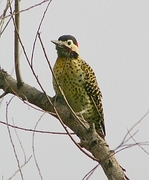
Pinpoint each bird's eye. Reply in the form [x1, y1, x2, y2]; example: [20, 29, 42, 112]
[67, 40, 72, 45]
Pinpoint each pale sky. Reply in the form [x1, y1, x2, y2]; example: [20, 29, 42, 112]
[0, 0, 149, 179]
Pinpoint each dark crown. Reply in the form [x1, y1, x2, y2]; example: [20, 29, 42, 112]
[58, 35, 78, 47]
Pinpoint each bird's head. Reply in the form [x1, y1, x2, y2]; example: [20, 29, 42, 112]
[51, 35, 79, 58]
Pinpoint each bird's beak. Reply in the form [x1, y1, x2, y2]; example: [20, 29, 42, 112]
[51, 40, 63, 46]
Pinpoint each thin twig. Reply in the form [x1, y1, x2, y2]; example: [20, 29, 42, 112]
[53, 106, 98, 161]
[7, 1, 54, 112]
[30, 0, 52, 66]
[0, 16, 11, 35]
[127, 129, 149, 155]
[0, 0, 11, 36]
[0, 120, 75, 135]
[12, 118, 27, 162]
[82, 164, 99, 180]
[0, 92, 8, 98]
[0, 0, 51, 19]
[8, 156, 32, 180]
[32, 114, 45, 180]
[114, 109, 149, 153]
[6, 97, 24, 180]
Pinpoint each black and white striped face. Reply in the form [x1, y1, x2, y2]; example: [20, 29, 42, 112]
[51, 35, 79, 58]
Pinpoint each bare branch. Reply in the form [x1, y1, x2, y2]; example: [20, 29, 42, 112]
[0, 69, 129, 180]
[14, 0, 23, 87]
[0, 120, 75, 135]
[30, 0, 52, 66]
[0, 92, 8, 98]
[0, 0, 51, 19]
[6, 97, 24, 180]
[12, 119, 27, 162]
[115, 110, 149, 154]
[8, 156, 32, 180]
[128, 129, 149, 155]
[82, 164, 99, 180]
[0, 0, 11, 36]
[32, 114, 45, 180]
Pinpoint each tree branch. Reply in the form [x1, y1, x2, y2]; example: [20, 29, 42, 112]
[0, 69, 129, 180]
[14, 0, 23, 87]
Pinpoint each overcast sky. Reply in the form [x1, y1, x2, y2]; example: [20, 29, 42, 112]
[0, 0, 149, 179]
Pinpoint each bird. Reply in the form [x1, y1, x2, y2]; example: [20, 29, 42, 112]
[51, 35, 106, 138]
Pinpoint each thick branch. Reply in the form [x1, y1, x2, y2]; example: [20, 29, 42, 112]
[0, 69, 129, 180]
[14, 0, 23, 87]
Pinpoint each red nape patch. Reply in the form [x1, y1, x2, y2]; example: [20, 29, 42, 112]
[75, 41, 79, 47]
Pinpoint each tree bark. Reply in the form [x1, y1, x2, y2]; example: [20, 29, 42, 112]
[0, 69, 129, 180]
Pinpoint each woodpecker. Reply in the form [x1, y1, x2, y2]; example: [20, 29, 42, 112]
[51, 35, 106, 138]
